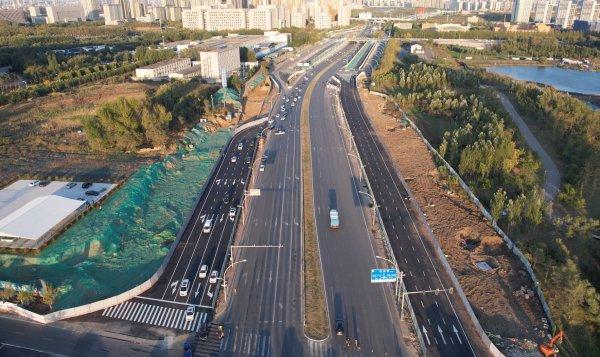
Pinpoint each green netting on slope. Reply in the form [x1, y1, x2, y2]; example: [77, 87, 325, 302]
[346, 41, 374, 70]
[0, 127, 232, 310]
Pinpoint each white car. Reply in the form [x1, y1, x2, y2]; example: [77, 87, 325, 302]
[179, 279, 189, 297]
[198, 264, 208, 278]
[281, 116, 286, 121]
[293, 97, 298, 102]
[209, 271, 219, 284]
[237, 143, 243, 150]
[185, 305, 195, 321]
[291, 102, 295, 107]
[29, 180, 40, 187]
[275, 114, 280, 118]
[259, 164, 265, 172]
[231, 156, 237, 163]
[229, 207, 236, 220]
[275, 130, 285, 136]
[203, 219, 213, 234]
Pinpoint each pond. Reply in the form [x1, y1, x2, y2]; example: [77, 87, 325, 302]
[487, 66, 600, 96]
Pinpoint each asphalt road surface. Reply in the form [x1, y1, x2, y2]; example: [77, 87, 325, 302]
[308, 58, 408, 356]
[96, 125, 262, 333]
[340, 76, 488, 357]
[215, 40, 370, 357]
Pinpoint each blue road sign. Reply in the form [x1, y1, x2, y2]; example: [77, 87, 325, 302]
[370, 269, 398, 283]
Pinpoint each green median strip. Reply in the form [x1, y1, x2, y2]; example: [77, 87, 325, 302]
[300, 62, 336, 341]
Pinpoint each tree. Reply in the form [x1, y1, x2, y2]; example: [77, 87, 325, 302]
[507, 194, 526, 232]
[141, 103, 171, 147]
[490, 188, 507, 222]
[0, 286, 15, 301]
[16, 290, 34, 306]
[523, 187, 545, 226]
[41, 283, 58, 310]
[47, 53, 61, 74]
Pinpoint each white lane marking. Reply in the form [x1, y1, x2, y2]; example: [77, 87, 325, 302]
[438, 325, 447, 344]
[422, 326, 431, 345]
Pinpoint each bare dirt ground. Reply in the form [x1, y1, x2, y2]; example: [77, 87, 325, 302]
[0, 82, 159, 185]
[241, 76, 274, 123]
[358, 89, 548, 353]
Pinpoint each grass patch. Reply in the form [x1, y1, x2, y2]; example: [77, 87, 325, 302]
[300, 66, 330, 341]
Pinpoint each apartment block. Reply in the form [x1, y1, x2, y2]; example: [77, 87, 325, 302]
[103, 4, 124, 25]
[205, 8, 247, 31]
[579, 0, 598, 22]
[45, 5, 84, 23]
[511, 0, 533, 23]
[556, 0, 574, 28]
[533, 0, 553, 23]
[182, 8, 206, 29]
[247, 5, 278, 31]
[314, 11, 332, 29]
[80, 0, 100, 19]
[136, 58, 192, 80]
[290, 11, 306, 28]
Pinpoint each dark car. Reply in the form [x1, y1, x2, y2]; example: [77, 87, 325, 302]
[223, 193, 231, 205]
[85, 190, 99, 196]
[82, 182, 93, 189]
[198, 322, 209, 340]
[335, 319, 344, 336]
[38, 180, 50, 187]
[245, 157, 252, 164]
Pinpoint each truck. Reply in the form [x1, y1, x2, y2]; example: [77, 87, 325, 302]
[329, 209, 339, 229]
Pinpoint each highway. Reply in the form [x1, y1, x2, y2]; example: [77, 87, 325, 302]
[339, 76, 488, 356]
[308, 56, 407, 355]
[213, 40, 366, 357]
[96, 124, 262, 334]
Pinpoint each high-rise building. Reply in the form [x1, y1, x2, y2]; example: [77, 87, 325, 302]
[247, 5, 278, 30]
[314, 11, 331, 29]
[103, 3, 124, 25]
[81, 0, 99, 19]
[579, 0, 597, 22]
[182, 8, 206, 28]
[533, 0, 552, 23]
[555, 0, 574, 27]
[205, 8, 247, 30]
[511, 0, 533, 22]
[129, 0, 145, 19]
[290, 10, 306, 27]
[45, 4, 84, 23]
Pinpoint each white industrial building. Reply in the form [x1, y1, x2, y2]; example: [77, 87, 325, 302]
[135, 58, 192, 80]
[198, 45, 241, 80]
[0, 180, 115, 250]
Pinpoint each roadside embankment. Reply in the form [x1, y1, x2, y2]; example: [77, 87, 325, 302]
[359, 88, 548, 355]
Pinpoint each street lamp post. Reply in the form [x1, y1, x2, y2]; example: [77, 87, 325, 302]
[346, 152, 363, 182]
[221, 259, 247, 304]
[359, 190, 378, 227]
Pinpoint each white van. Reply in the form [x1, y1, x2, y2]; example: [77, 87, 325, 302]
[203, 219, 213, 234]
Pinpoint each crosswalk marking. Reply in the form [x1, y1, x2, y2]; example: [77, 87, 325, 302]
[102, 301, 208, 332]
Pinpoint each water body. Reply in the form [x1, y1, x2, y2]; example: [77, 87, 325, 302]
[0, 127, 231, 310]
[487, 66, 600, 96]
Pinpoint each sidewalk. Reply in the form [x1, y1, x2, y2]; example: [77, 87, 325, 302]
[497, 92, 561, 200]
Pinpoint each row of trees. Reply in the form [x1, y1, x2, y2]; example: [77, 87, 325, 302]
[82, 80, 218, 152]
[483, 72, 600, 217]
[0, 284, 59, 310]
[373, 51, 600, 354]
[0, 47, 175, 105]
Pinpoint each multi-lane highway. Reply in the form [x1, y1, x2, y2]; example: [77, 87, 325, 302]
[307, 54, 408, 356]
[97, 125, 262, 334]
[213, 40, 367, 357]
[339, 76, 488, 356]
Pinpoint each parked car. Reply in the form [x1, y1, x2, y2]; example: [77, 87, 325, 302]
[82, 182, 93, 189]
[38, 180, 50, 187]
[179, 279, 189, 297]
[85, 190, 99, 196]
[29, 180, 40, 187]
[66, 182, 77, 189]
